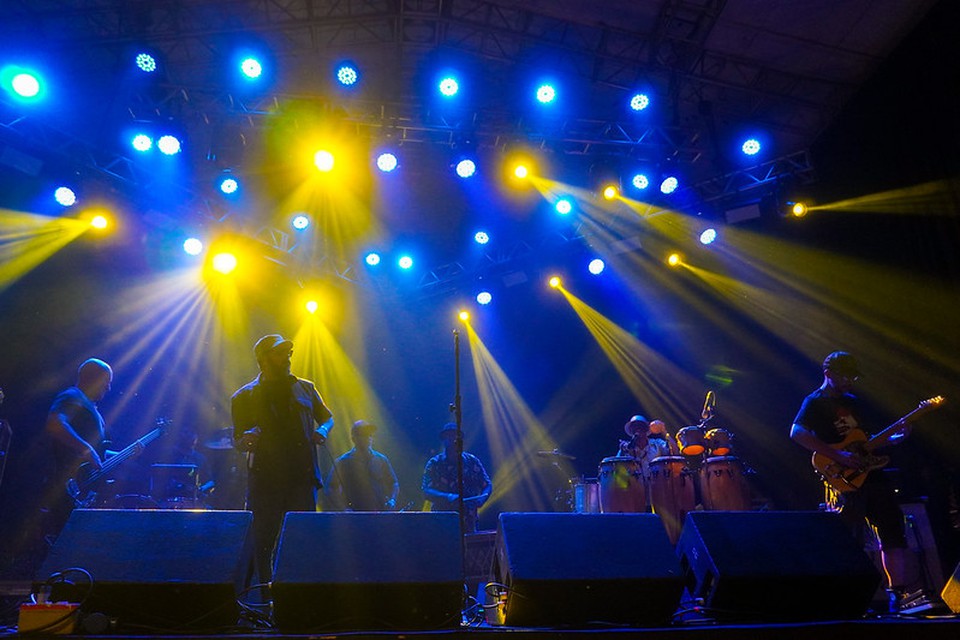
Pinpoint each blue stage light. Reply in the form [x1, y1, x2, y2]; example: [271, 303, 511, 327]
[455, 159, 476, 178]
[135, 53, 157, 73]
[183, 238, 204, 256]
[131, 134, 153, 152]
[157, 135, 181, 155]
[588, 258, 605, 275]
[54, 187, 76, 207]
[2, 66, 44, 102]
[240, 57, 262, 79]
[631, 173, 649, 190]
[660, 176, 679, 195]
[474, 231, 489, 245]
[699, 228, 718, 245]
[292, 214, 310, 230]
[555, 198, 573, 215]
[336, 64, 359, 86]
[476, 291, 492, 305]
[629, 93, 650, 111]
[365, 252, 381, 266]
[12, 73, 40, 98]
[536, 84, 556, 104]
[398, 255, 414, 270]
[741, 138, 761, 156]
[438, 77, 459, 97]
[219, 177, 239, 195]
[376, 152, 398, 173]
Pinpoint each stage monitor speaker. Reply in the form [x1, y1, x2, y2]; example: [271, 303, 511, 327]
[493, 512, 683, 627]
[272, 511, 462, 632]
[676, 510, 881, 621]
[35, 509, 253, 629]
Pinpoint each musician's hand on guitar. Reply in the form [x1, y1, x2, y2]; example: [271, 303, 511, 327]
[311, 430, 327, 446]
[84, 445, 104, 470]
[889, 420, 913, 442]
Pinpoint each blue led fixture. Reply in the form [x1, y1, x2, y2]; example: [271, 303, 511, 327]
[456, 159, 476, 178]
[376, 152, 398, 173]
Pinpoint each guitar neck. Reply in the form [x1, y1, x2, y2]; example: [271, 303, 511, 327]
[866, 401, 939, 451]
[92, 427, 163, 479]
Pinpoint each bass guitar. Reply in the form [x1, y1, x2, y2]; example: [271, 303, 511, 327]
[66, 418, 170, 507]
[812, 396, 945, 493]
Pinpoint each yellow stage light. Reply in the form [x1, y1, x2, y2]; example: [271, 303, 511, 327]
[211, 252, 238, 274]
[791, 202, 808, 217]
[305, 300, 319, 314]
[602, 185, 618, 200]
[548, 276, 561, 288]
[513, 164, 529, 179]
[667, 253, 682, 267]
[314, 149, 335, 172]
[90, 214, 109, 229]
[458, 310, 470, 322]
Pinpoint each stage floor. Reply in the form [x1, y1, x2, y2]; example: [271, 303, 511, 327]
[4, 576, 960, 639]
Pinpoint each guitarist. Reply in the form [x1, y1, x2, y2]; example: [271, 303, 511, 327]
[42, 358, 118, 540]
[790, 351, 912, 612]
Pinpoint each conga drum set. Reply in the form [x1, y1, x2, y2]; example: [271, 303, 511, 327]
[571, 401, 754, 545]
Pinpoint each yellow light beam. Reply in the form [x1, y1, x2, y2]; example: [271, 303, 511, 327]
[811, 178, 960, 215]
[556, 287, 705, 427]
[0, 210, 89, 293]
[464, 323, 561, 511]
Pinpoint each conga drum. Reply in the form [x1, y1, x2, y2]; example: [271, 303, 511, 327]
[699, 456, 752, 511]
[704, 428, 733, 456]
[677, 426, 706, 456]
[647, 456, 696, 544]
[598, 456, 646, 513]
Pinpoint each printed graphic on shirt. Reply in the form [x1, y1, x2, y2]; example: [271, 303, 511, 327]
[833, 407, 858, 437]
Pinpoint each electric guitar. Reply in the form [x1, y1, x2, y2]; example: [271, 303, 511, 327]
[66, 418, 170, 507]
[812, 396, 945, 493]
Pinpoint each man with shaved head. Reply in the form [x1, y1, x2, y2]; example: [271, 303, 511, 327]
[42, 358, 115, 540]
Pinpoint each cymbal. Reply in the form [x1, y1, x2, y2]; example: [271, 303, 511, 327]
[204, 428, 234, 450]
[536, 448, 576, 461]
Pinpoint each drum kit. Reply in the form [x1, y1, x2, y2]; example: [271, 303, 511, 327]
[105, 427, 246, 511]
[568, 392, 754, 544]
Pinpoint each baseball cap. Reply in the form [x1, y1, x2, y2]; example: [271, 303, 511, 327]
[352, 420, 377, 436]
[624, 415, 650, 436]
[440, 422, 458, 437]
[822, 351, 862, 377]
[254, 334, 293, 360]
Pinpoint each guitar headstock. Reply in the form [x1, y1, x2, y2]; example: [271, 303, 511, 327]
[155, 417, 173, 431]
[920, 395, 946, 410]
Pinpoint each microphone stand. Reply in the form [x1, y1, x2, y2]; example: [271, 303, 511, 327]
[450, 329, 466, 618]
[451, 330, 465, 535]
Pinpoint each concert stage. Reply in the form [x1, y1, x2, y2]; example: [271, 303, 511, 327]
[4, 508, 959, 639]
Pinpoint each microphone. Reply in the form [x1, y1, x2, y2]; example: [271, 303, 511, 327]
[701, 391, 716, 421]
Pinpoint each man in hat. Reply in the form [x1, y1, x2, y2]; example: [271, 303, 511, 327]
[325, 420, 399, 511]
[790, 351, 912, 611]
[232, 334, 333, 583]
[422, 423, 492, 532]
[617, 415, 677, 477]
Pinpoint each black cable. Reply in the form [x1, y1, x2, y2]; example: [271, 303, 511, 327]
[18, 567, 94, 635]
